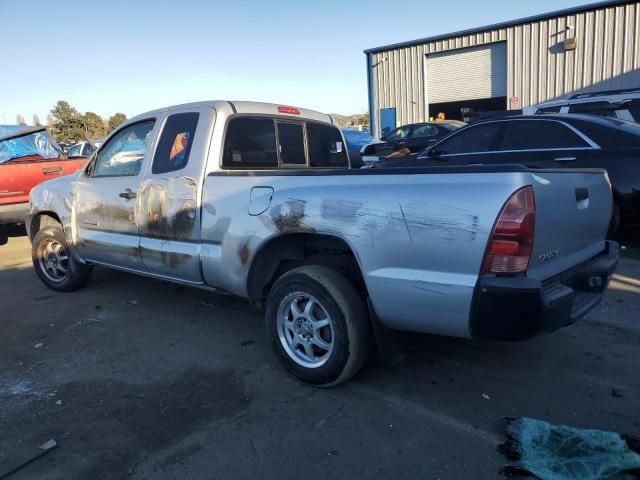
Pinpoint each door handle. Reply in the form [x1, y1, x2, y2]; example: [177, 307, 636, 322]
[575, 187, 589, 202]
[42, 166, 63, 175]
[554, 156, 576, 162]
[119, 189, 137, 200]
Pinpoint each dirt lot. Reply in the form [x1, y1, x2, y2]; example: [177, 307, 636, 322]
[1, 227, 639, 480]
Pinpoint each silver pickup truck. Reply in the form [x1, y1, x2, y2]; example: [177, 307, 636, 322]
[27, 101, 619, 385]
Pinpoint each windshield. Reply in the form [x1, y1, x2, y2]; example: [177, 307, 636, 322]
[0, 127, 60, 164]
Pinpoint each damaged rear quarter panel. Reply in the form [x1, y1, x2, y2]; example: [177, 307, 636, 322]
[201, 171, 530, 337]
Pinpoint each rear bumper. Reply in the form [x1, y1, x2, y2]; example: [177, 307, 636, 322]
[470, 241, 619, 341]
[0, 202, 29, 225]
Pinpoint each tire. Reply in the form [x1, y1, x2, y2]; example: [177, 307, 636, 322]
[265, 265, 371, 386]
[32, 224, 92, 292]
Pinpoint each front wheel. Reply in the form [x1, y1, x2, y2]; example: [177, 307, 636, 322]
[32, 225, 92, 292]
[265, 265, 371, 386]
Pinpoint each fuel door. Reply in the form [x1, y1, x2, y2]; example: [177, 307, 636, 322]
[249, 186, 274, 216]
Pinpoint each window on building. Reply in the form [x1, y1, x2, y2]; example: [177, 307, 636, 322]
[222, 118, 278, 168]
[307, 123, 348, 168]
[500, 120, 589, 150]
[152, 112, 199, 174]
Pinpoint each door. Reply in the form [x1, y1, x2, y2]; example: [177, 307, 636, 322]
[74, 120, 157, 271]
[495, 120, 596, 168]
[420, 121, 505, 165]
[138, 108, 212, 283]
[426, 42, 507, 118]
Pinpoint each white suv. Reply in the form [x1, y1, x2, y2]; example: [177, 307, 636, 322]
[524, 88, 640, 123]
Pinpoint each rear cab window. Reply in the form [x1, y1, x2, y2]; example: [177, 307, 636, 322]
[222, 117, 347, 169]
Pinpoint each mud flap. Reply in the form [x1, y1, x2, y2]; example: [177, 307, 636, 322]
[367, 298, 405, 367]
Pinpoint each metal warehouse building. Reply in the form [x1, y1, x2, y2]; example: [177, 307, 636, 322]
[365, 0, 640, 136]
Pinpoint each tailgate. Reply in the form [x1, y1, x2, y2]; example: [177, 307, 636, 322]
[527, 169, 612, 281]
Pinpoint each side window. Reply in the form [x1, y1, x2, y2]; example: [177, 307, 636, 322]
[434, 123, 502, 154]
[222, 118, 277, 168]
[152, 112, 199, 174]
[307, 123, 347, 168]
[93, 120, 155, 177]
[627, 99, 640, 123]
[568, 101, 619, 119]
[67, 144, 82, 157]
[384, 126, 410, 141]
[411, 125, 438, 138]
[536, 105, 564, 114]
[277, 123, 305, 165]
[500, 121, 588, 150]
[82, 143, 93, 157]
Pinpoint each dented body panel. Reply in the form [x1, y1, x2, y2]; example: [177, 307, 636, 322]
[28, 100, 616, 339]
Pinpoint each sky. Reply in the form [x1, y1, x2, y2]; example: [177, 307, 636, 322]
[0, 0, 601, 124]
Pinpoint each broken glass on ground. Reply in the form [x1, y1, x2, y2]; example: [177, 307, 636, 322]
[499, 417, 640, 480]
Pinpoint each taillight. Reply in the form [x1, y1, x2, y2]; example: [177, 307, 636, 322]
[481, 186, 535, 275]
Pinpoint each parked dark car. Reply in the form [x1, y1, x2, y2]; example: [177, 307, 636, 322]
[362, 120, 465, 158]
[373, 115, 640, 231]
[341, 128, 373, 168]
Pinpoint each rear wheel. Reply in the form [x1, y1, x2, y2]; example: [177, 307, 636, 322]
[265, 265, 371, 386]
[32, 225, 92, 292]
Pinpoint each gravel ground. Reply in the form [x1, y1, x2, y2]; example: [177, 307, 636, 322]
[0, 227, 638, 480]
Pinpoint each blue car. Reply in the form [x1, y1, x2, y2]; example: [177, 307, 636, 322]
[341, 129, 373, 168]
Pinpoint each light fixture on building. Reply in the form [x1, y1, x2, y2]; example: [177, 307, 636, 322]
[563, 25, 576, 51]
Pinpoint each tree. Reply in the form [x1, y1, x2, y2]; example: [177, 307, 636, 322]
[32, 114, 42, 126]
[16, 114, 27, 125]
[108, 113, 127, 132]
[82, 112, 108, 139]
[49, 101, 85, 141]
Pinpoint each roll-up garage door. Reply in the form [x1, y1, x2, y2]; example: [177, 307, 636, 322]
[426, 42, 507, 104]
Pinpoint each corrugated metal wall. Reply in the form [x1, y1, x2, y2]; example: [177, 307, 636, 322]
[369, 1, 640, 136]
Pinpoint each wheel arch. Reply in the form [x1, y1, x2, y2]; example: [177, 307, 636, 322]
[246, 233, 369, 303]
[29, 211, 63, 240]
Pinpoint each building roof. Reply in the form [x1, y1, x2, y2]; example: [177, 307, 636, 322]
[364, 0, 636, 54]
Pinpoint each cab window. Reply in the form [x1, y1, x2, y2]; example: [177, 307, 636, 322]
[277, 122, 305, 165]
[92, 121, 155, 177]
[222, 118, 278, 168]
[307, 123, 347, 167]
[152, 112, 199, 174]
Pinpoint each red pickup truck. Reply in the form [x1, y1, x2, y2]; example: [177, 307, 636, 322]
[0, 126, 87, 226]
